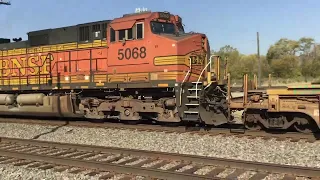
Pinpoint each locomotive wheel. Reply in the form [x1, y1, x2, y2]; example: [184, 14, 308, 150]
[244, 121, 261, 130]
[243, 112, 262, 130]
[293, 116, 318, 133]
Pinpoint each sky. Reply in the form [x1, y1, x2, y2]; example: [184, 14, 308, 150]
[0, 0, 319, 55]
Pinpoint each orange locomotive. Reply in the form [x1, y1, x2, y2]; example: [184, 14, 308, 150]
[0, 10, 229, 125]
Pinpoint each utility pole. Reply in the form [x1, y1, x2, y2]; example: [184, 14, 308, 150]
[257, 32, 261, 87]
[314, 43, 317, 60]
[0, 0, 10, 5]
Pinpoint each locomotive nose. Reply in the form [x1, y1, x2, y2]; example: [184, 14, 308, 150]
[174, 33, 215, 84]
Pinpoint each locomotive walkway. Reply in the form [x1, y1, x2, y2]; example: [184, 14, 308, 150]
[0, 137, 318, 179]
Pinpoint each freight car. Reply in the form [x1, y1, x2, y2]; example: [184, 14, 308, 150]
[0, 10, 229, 126]
[228, 74, 320, 133]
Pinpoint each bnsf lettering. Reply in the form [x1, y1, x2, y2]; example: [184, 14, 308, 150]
[118, 47, 146, 60]
[190, 56, 203, 65]
[0, 54, 53, 76]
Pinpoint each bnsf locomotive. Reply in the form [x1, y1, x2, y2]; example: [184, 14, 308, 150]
[0, 10, 229, 125]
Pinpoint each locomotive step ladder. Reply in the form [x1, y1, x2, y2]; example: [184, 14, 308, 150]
[181, 55, 233, 124]
[182, 81, 202, 121]
[181, 54, 218, 122]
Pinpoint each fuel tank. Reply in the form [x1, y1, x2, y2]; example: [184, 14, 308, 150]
[16, 93, 45, 105]
[0, 94, 15, 105]
[0, 94, 81, 118]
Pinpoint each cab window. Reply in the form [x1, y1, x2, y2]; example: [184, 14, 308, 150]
[110, 27, 115, 42]
[136, 23, 144, 39]
[150, 21, 175, 34]
[119, 29, 125, 40]
[118, 28, 133, 41]
[115, 22, 144, 42]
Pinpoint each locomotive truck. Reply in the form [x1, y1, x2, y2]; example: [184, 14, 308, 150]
[0, 10, 229, 126]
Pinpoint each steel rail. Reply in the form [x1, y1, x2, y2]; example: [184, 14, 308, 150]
[0, 117, 318, 142]
[0, 149, 216, 180]
[1, 137, 320, 178]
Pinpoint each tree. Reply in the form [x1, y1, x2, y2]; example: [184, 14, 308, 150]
[270, 55, 300, 78]
[212, 45, 243, 79]
[214, 37, 318, 81]
[301, 56, 320, 78]
[266, 38, 300, 64]
[300, 58, 313, 78]
[212, 45, 241, 65]
[266, 37, 316, 79]
[299, 37, 315, 55]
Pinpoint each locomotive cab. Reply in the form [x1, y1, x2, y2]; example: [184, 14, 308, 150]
[105, 11, 214, 86]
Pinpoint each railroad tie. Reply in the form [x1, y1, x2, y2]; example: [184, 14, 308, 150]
[248, 172, 269, 180]
[166, 163, 187, 172]
[116, 157, 140, 165]
[204, 167, 226, 177]
[224, 169, 247, 179]
[148, 160, 170, 169]
[130, 158, 156, 167]
[98, 173, 115, 180]
[181, 165, 202, 174]
[282, 174, 298, 180]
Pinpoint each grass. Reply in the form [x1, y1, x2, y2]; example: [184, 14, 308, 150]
[230, 77, 318, 87]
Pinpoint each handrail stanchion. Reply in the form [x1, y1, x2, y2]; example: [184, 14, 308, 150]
[196, 55, 219, 98]
[243, 74, 248, 107]
[179, 57, 192, 106]
[227, 73, 231, 122]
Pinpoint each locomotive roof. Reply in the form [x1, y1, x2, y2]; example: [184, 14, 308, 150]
[28, 11, 156, 35]
[28, 19, 111, 35]
[112, 11, 152, 23]
[0, 11, 171, 50]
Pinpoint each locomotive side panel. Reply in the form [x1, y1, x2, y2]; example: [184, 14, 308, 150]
[0, 19, 111, 91]
[0, 47, 111, 90]
[0, 52, 52, 90]
[106, 17, 182, 87]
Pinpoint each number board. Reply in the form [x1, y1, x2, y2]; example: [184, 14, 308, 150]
[118, 47, 147, 60]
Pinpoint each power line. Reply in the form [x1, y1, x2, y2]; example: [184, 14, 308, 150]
[0, 0, 11, 5]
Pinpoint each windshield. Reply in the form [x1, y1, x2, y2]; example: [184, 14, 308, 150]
[150, 21, 176, 34]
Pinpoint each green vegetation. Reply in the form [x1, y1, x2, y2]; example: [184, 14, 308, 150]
[212, 37, 320, 85]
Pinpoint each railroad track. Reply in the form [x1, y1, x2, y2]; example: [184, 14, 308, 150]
[0, 137, 319, 180]
[0, 117, 318, 143]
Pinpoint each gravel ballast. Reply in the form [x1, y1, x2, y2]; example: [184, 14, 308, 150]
[0, 163, 99, 180]
[0, 123, 319, 170]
